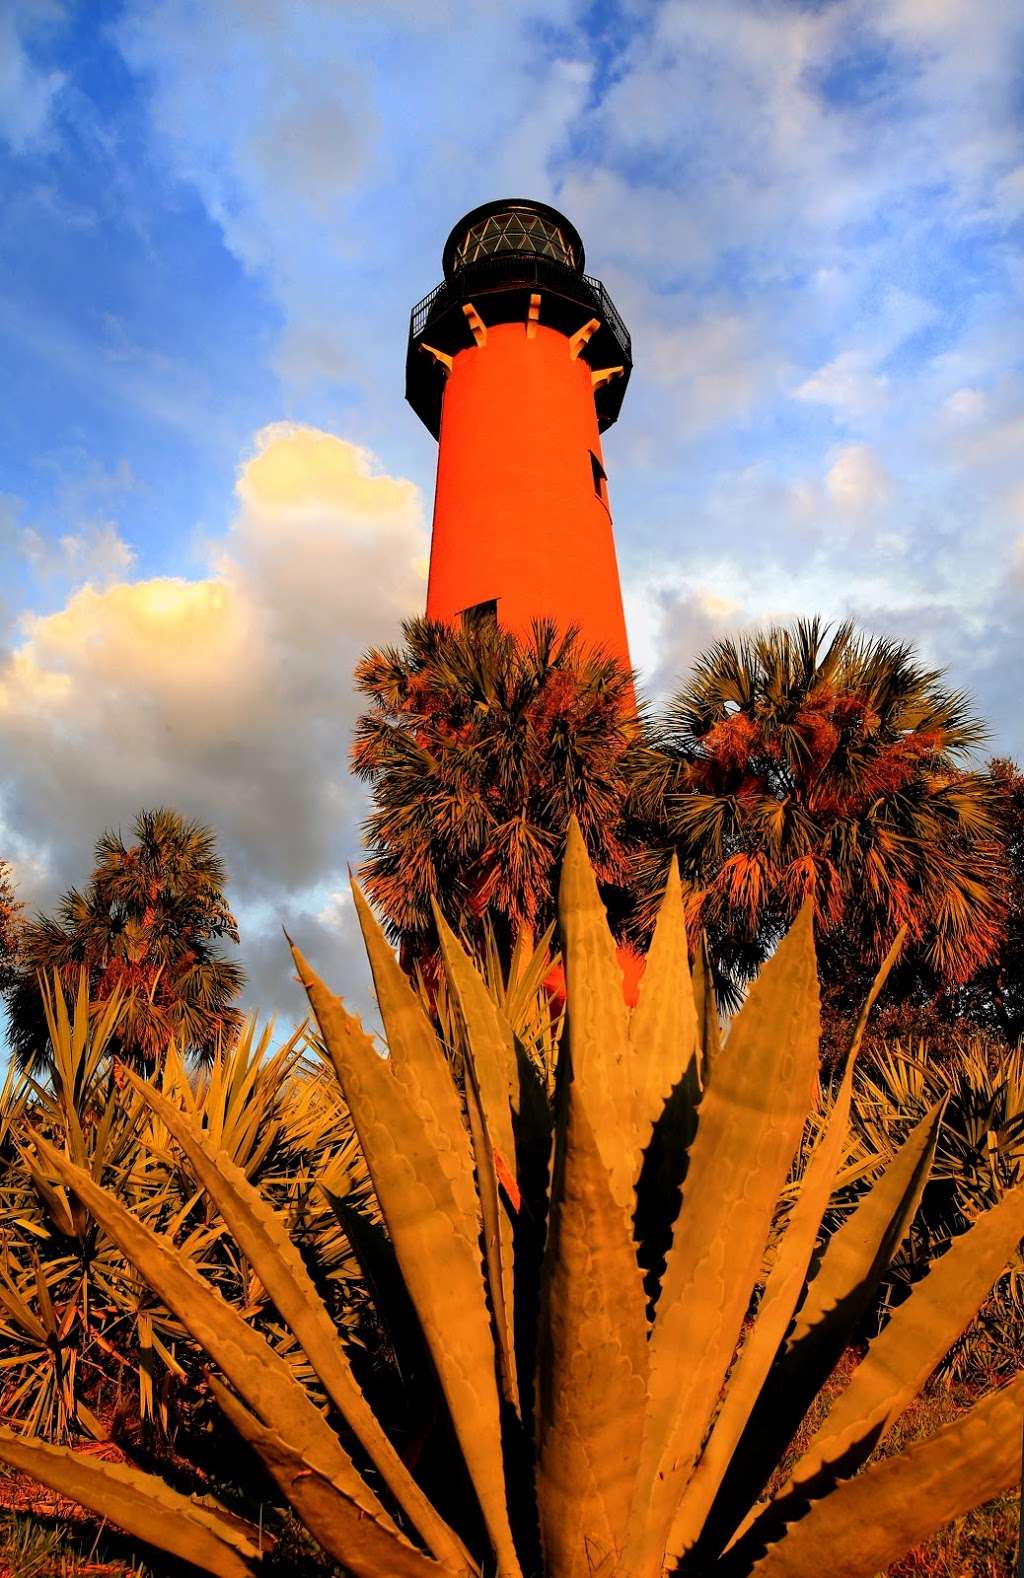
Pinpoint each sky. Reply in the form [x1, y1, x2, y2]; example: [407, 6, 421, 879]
[1, 0, 1022, 1026]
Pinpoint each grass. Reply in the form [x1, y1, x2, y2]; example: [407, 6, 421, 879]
[0, 1513, 66, 1578]
[0, 1508, 155, 1578]
[877, 1383, 1019, 1578]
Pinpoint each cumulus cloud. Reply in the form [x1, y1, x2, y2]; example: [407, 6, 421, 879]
[824, 444, 893, 517]
[643, 584, 747, 705]
[0, 422, 427, 1015]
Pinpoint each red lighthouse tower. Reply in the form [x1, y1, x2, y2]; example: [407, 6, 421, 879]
[406, 199, 633, 673]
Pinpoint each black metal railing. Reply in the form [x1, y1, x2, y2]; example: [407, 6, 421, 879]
[410, 279, 447, 338]
[409, 251, 631, 363]
[582, 272, 631, 361]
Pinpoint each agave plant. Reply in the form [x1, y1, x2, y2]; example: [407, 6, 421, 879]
[1, 827, 1022, 1577]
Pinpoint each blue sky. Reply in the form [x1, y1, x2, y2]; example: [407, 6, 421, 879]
[1, 0, 1022, 1018]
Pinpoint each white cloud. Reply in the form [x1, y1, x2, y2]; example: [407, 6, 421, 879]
[20, 523, 136, 587]
[642, 584, 746, 704]
[942, 387, 989, 424]
[636, 307, 783, 435]
[795, 290, 940, 422]
[1013, 537, 1024, 584]
[0, 4, 66, 153]
[795, 352, 890, 420]
[0, 422, 427, 1013]
[824, 444, 893, 518]
[992, 165, 1024, 225]
[113, 0, 586, 405]
[868, 0, 1024, 198]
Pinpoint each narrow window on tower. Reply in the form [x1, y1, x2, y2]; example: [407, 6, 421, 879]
[460, 599, 498, 630]
[589, 450, 608, 507]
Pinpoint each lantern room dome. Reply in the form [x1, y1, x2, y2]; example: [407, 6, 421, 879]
[442, 199, 585, 280]
[408, 197, 630, 438]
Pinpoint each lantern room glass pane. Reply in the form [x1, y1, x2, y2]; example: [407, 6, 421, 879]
[454, 211, 576, 269]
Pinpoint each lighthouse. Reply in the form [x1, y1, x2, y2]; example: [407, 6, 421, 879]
[406, 198, 633, 673]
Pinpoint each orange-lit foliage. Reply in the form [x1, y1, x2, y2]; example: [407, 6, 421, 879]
[352, 616, 644, 960]
[5, 809, 244, 1069]
[821, 757, 1024, 1054]
[0, 857, 22, 996]
[645, 619, 1005, 1002]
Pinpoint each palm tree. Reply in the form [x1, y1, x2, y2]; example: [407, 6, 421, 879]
[640, 618, 1005, 1007]
[817, 755, 1024, 1056]
[5, 809, 244, 1069]
[0, 859, 22, 997]
[352, 616, 645, 965]
[949, 756, 1024, 1043]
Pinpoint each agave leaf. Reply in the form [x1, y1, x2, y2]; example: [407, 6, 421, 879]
[125, 1071, 472, 1572]
[40, 979, 89, 1171]
[31, 1133, 396, 1530]
[33, 1260, 56, 1336]
[787, 1097, 945, 1356]
[692, 932, 720, 1080]
[535, 1093, 648, 1578]
[291, 943, 522, 1578]
[73, 1397, 108, 1441]
[350, 883, 481, 1249]
[747, 1372, 1024, 1578]
[668, 1051, 858, 1562]
[206, 1376, 460, 1578]
[89, 1082, 132, 1183]
[775, 1179, 1024, 1509]
[0, 1425, 260, 1578]
[461, 1043, 519, 1412]
[627, 855, 698, 1169]
[628, 864, 701, 1325]
[432, 904, 520, 1147]
[672, 927, 911, 1560]
[712, 1098, 945, 1558]
[323, 1189, 432, 1392]
[558, 818, 633, 1211]
[433, 903, 520, 1411]
[627, 902, 820, 1578]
